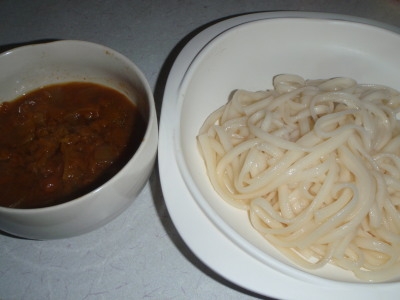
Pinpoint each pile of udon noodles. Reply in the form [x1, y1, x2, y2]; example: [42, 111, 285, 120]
[197, 74, 400, 282]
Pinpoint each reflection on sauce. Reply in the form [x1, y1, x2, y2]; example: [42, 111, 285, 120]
[0, 82, 146, 209]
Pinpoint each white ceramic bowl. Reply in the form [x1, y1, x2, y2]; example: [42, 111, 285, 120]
[177, 18, 400, 281]
[159, 12, 400, 299]
[0, 40, 158, 239]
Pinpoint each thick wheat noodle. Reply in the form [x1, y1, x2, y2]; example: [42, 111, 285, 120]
[197, 74, 400, 282]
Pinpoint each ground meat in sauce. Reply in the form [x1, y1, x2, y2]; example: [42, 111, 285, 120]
[0, 82, 146, 209]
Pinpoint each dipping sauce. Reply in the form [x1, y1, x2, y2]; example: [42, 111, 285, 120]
[0, 82, 147, 208]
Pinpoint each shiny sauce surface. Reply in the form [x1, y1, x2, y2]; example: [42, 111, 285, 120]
[0, 82, 146, 208]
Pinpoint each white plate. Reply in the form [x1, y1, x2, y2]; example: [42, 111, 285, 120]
[158, 12, 400, 299]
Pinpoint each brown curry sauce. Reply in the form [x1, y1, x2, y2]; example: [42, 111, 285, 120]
[0, 82, 146, 208]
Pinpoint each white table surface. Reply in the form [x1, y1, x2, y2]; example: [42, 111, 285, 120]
[1, 1, 399, 299]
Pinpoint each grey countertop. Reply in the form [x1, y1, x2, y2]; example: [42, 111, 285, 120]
[1, 1, 400, 299]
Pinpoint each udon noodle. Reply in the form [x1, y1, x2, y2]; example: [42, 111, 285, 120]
[197, 74, 400, 282]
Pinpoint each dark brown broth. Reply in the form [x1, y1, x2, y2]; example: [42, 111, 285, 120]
[0, 82, 146, 208]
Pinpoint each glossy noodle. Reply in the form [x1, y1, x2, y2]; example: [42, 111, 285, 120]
[197, 74, 400, 282]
